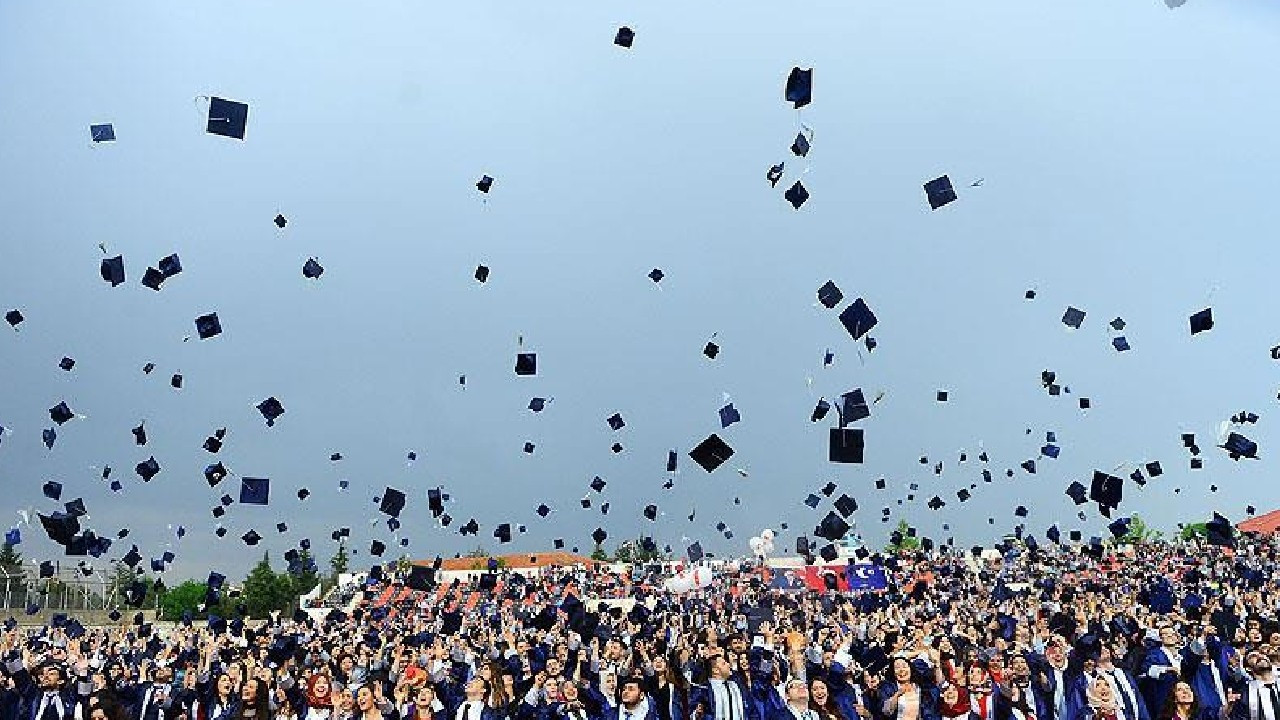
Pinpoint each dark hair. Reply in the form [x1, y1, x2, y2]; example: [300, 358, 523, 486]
[808, 679, 846, 720]
[241, 678, 271, 720]
[1156, 683, 1199, 720]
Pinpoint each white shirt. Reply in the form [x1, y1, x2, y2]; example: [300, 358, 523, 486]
[709, 680, 743, 720]
[455, 701, 484, 720]
[37, 692, 65, 720]
[788, 705, 818, 720]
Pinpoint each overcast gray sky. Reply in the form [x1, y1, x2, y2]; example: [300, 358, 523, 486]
[2, 0, 1279, 581]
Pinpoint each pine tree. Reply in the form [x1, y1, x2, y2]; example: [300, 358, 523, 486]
[242, 551, 293, 619]
[291, 548, 320, 596]
[329, 542, 349, 580]
[0, 543, 27, 604]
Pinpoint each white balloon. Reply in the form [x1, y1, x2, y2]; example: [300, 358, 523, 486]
[692, 567, 714, 588]
[761, 529, 775, 541]
[762, 540, 775, 555]
[749, 536, 763, 552]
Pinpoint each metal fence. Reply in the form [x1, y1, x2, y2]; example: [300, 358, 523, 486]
[0, 567, 120, 613]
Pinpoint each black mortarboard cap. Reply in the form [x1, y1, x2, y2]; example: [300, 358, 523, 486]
[135, 457, 161, 482]
[406, 564, 435, 590]
[687, 541, 704, 563]
[473, 264, 489, 283]
[822, 481, 837, 496]
[590, 476, 607, 492]
[1066, 481, 1088, 504]
[592, 527, 608, 546]
[274, 214, 287, 228]
[689, 433, 734, 472]
[834, 494, 857, 517]
[4, 309, 22, 328]
[1222, 432, 1258, 460]
[804, 493, 821, 508]
[819, 543, 838, 562]
[40, 561, 54, 578]
[132, 423, 147, 445]
[494, 523, 512, 543]
[838, 388, 869, 425]
[528, 397, 547, 412]
[58, 356, 75, 371]
[239, 477, 270, 505]
[817, 280, 843, 309]
[1108, 517, 1131, 538]
[204, 462, 227, 486]
[1113, 337, 1131, 352]
[784, 181, 809, 209]
[1090, 471, 1123, 508]
[614, 26, 634, 47]
[767, 163, 784, 188]
[158, 253, 182, 278]
[476, 175, 494, 193]
[379, 487, 405, 517]
[428, 487, 444, 517]
[816, 511, 850, 541]
[704, 341, 719, 359]
[241, 529, 262, 546]
[1189, 308, 1213, 335]
[141, 267, 165, 291]
[785, 67, 812, 108]
[1047, 525, 1061, 544]
[791, 132, 810, 157]
[648, 268, 664, 282]
[1205, 513, 1235, 548]
[303, 258, 324, 279]
[101, 256, 125, 286]
[643, 504, 658, 521]
[607, 413, 626, 430]
[64, 498, 86, 517]
[256, 397, 285, 426]
[124, 580, 147, 607]
[170, 373, 183, 388]
[923, 175, 957, 210]
[1146, 460, 1163, 476]
[43, 480, 63, 500]
[1062, 306, 1086, 329]
[195, 313, 222, 339]
[369, 540, 385, 557]
[90, 123, 115, 142]
[666, 450, 678, 472]
[50, 402, 74, 425]
[203, 434, 222, 453]
[956, 489, 971, 502]
[811, 398, 831, 422]
[515, 352, 536, 375]
[829, 428, 864, 463]
[206, 96, 249, 140]
[839, 298, 877, 340]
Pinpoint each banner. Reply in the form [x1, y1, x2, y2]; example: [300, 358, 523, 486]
[845, 563, 889, 590]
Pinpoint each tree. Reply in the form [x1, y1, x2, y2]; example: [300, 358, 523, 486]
[1180, 523, 1208, 542]
[0, 543, 27, 603]
[612, 537, 663, 565]
[590, 544, 609, 562]
[289, 548, 320, 597]
[242, 552, 294, 619]
[159, 579, 215, 620]
[464, 546, 490, 558]
[1119, 514, 1164, 544]
[329, 542, 349, 580]
[884, 520, 921, 553]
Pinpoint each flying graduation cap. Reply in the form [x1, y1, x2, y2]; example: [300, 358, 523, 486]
[302, 259, 324, 279]
[923, 176, 957, 210]
[839, 299, 878, 341]
[817, 281, 843, 309]
[784, 181, 809, 209]
[239, 478, 270, 505]
[195, 313, 222, 340]
[90, 124, 115, 142]
[256, 397, 285, 427]
[1221, 432, 1258, 460]
[379, 487, 406, 518]
[614, 26, 635, 48]
[100, 256, 125, 286]
[1189, 308, 1213, 335]
[206, 96, 249, 140]
[785, 67, 813, 108]
[689, 434, 734, 472]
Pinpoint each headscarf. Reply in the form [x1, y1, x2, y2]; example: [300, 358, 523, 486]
[307, 674, 334, 710]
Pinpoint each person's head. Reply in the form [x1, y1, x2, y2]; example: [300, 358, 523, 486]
[1160, 627, 1181, 649]
[1007, 655, 1030, 679]
[1248, 627, 1264, 645]
[1172, 682, 1196, 707]
[38, 664, 66, 691]
[414, 685, 436, 708]
[892, 658, 913, 684]
[154, 666, 175, 685]
[354, 686, 375, 714]
[808, 679, 828, 706]
[600, 671, 617, 694]
[215, 673, 234, 696]
[1088, 676, 1115, 708]
[863, 670, 882, 690]
[307, 674, 333, 706]
[562, 682, 580, 703]
[465, 677, 488, 701]
[941, 684, 960, 707]
[619, 678, 643, 708]
[709, 654, 732, 681]
[1044, 642, 1066, 668]
[545, 658, 563, 677]
[729, 636, 748, 655]
[1246, 651, 1273, 678]
[967, 665, 989, 689]
[339, 655, 355, 673]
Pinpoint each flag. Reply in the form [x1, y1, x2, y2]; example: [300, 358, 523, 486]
[845, 563, 889, 590]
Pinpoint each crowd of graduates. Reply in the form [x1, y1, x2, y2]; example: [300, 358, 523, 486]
[3, 535, 1280, 720]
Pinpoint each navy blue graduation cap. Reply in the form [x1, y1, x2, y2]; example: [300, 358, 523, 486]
[40, 560, 55, 578]
[206, 97, 249, 140]
[241, 529, 262, 546]
[1145, 460, 1163, 477]
[170, 372, 183, 389]
[1113, 336, 1130, 352]
[141, 267, 165, 290]
[1189, 308, 1213, 335]
[785, 67, 813, 108]
[256, 397, 285, 426]
[4, 528, 19, 545]
[1221, 432, 1258, 460]
[643, 504, 658, 521]
[1108, 517, 1131, 538]
[607, 413, 626, 430]
[936, 390, 949, 402]
[476, 175, 494, 193]
[274, 213, 287, 228]
[923, 175, 957, 210]
[803, 493, 821, 509]
[90, 123, 115, 142]
[122, 545, 142, 568]
[406, 564, 435, 591]
[428, 487, 444, 517]
[536, 503, 551, 518]
[703, 341, 719, 359]
[1046, 525, 1061, 544]
[4, 309, 23, 328]
[1042, 444, 1060, 458]
[239, 477, 270, 505]
[614, 26, 634, 48]
[494, 523, 512, 543]
[43, 480, 63, 500]
[64, 498, 86, 517]
[592, 527, 608, 546]
[689, 433, 734, 472]
[1065, 481, 1088, 505]
[204, 462, 228, 485]
[838, 389, 869, 425]
[784, 181, 809, 209]
[523, 441, 536, 454]
[515, 352, 536, 376]
[666, 450, 678, 472]
[834, 494, 857, 517]
[1090, 470, 1123, 509]
[303, 258, 324, 279]
[150, 558, 165, 573]
[379, 486, 406, 517]
[132, 423, 147, 446]
[100, 256, 125, 286]
[369, 540, 385, 557]
[157, 253, 182, 279]
[718, 403, 741, 428]
[648, 268, 664, 283]
[204, 434, 223, 453]
[1021, 460, 1037, 474]
[526, 397, 548, 413]
[839, 298, 878, 340]
[1062, 306, 1086, 329]
[811, 398, 831, 422]
[817, 280, 843, 309]
[590, 476, 607, 492]
[829, 428, 864, 463]
[195, 313, 222, 339]
[50, 402, 75, 425]
[791, 132, 810, 157]
[135, 457, 161, 482]
[767, 163, 784, 188]
[473, 264, 489, 283]
[687, 541, 705, 563]
[816, 511, 850, 541]
[1205, 512, 1235, 548]
[142, 362, 155, 373]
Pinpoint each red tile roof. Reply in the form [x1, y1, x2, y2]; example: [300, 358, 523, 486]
[415, 552, 594, 571]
